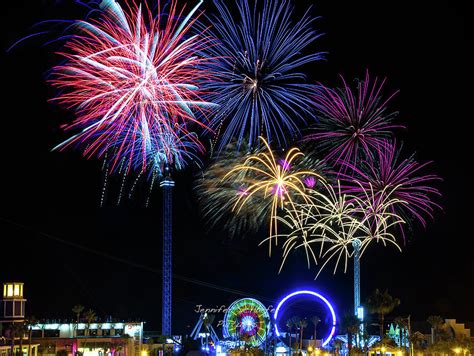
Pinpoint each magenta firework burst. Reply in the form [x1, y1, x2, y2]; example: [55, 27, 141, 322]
[341, 140, 441, 231]
[304, 71, 402, 172]
[50, 0, 215, 175]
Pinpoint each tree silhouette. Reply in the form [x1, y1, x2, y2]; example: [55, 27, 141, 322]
[367, 289, 400, 338]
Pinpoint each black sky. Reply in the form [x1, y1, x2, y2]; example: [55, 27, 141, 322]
[0, 0, 472, 334]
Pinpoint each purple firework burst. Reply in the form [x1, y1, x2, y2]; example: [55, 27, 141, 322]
[340, 140, 441, 235]
[304, 71, 403, 172]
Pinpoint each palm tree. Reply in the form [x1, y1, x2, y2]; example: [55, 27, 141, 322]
[299, 318, 308, 352]
[82, 309, 96, 354]
[286, 319, 294, 352]
[72, 305, 85, 355]
[427, 315, 444, 344]
[310, 316, 321, 344]
[84, 309, 97, 336]
[72, 305, 85, 323]
[340, 314, 360, 351]
[290, 317, 301, 353]
[72, 305, 85, 337]
[366, 289, 400, 339]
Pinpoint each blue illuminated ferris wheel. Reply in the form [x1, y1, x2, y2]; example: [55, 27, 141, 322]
[274, 290, 337, 347]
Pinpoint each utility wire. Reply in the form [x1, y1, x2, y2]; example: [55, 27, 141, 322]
[0, 216, 275, 303]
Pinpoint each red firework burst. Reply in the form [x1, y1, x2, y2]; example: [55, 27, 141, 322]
[50, 0, 215, 173]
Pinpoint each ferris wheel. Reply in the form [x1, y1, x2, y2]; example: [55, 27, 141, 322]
[222, 298, 271, 347]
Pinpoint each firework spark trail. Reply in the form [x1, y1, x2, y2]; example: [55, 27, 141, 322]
[262, 205, 318, 271]
[199, 0, 324, 151]
[301, 183, 364, 277]
[50, 0, 216, 175]
[272, 181, 405, 278]
[196, 140, 330, 239]
[223, 137, 325, 255]
[304, 71, 402, 172]
[339, 140, 441, 237]
[110, 124, 204, 177]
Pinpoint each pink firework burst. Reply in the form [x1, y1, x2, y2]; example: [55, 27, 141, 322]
[340, 140, 442, 235]
[304, 71, 403, 173]
[50, 0, 216, 174]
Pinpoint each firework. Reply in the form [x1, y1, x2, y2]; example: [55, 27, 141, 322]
[196, 139, 331, 238]
[199, 0, 323, 150]
[223, 137, 324, 254]
[50, 0, 215, 174]
[97, 123, 203, 206]
[271, 183, 361, 275]
[272, 181, 405, 277]
[268, 205, 318, 271]
[304, 71, 401, 172]
[340, 140, 441, 233]
[196, 140, 270, 238]
[108, 123, 203, 177]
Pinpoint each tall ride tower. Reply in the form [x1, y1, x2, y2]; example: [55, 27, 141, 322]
[160, 175, 174, 336]
[353, 241, 364, 346]
[353, 240, 361, 315]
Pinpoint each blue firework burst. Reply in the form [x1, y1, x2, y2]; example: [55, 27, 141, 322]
[201, 0, 324, 150]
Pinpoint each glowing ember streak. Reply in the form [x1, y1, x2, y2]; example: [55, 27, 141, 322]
[304, 176, 317, 189]
[279, 159, 291, 171]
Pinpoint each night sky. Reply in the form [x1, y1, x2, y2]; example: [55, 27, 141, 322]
[1, 0, 472, 334]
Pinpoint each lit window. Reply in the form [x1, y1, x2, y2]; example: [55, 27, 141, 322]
[7, 284, 13, 297]
[14, 284, 20, 296]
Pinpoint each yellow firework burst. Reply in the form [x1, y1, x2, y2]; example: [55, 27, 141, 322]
[223, 136, 325, 255]
[272, 181, 406, 277]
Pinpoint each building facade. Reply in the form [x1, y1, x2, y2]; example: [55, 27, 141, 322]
[0, 282, 144, 356]
[30, 321, 143, 356]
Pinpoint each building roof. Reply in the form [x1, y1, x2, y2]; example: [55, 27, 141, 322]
[412, 321, 432, 334]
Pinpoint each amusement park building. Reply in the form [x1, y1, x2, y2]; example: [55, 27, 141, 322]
[0, 282, 144, 356]
[29, 321, 144, 356]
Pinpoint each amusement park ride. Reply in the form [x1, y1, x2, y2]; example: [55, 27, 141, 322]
[190, 290, 339, 354]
